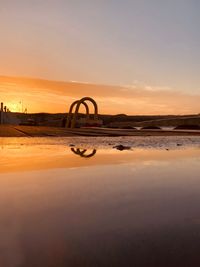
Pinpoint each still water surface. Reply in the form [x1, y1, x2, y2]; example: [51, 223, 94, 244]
[0, 137, 200, 267]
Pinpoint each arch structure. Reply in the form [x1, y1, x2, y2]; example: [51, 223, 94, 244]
[71, 148, 97, 158]
[66, 97, 100, 128]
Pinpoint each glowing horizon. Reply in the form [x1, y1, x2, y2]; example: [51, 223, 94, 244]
[0, 75, 200, 115]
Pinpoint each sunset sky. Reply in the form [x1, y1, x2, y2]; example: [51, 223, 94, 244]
[0, 0, 199, 114]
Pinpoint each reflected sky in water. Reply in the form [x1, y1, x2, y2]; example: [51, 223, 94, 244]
[0, 137, 200, 267]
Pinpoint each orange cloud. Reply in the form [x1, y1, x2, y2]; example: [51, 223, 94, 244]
[0, 76, 199, 115]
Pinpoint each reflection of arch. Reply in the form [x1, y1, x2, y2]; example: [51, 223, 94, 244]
[66, 97, 98, 128]
[71, 148, 97, 158]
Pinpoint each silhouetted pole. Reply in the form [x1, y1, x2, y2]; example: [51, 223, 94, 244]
[0, 102, 3, 124]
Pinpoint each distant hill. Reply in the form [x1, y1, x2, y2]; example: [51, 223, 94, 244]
[3, 112, 200, 128]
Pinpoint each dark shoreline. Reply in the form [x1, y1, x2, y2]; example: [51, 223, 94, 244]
[1, 125, 200, 137]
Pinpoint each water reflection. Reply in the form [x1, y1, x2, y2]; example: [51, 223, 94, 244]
[0, 138, 200, 266]
[71, 147, 97, 158]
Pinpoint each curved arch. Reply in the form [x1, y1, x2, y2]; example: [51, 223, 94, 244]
[71, 148, 87, 156]
[71, 148, 97, 158]
[82, 149, 97, 158]
[71, 97, 98, 128]
[66, 100, 90, 128]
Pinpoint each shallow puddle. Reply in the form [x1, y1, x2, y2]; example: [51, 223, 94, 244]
[0, 137, 200, 267]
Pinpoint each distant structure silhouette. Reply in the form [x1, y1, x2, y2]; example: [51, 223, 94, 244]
[66, 97, 101, 128]
[0, 102, 3, 124]
[0, 102, 8, 124]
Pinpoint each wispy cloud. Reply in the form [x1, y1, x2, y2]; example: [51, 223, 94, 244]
[0, 76, 199, 114]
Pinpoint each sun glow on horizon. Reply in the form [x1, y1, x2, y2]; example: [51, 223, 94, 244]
[6, 102, 22, 112]
[0, 76, 200, 115]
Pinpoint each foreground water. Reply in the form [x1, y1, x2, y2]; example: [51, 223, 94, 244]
[0, 136, 200, 267]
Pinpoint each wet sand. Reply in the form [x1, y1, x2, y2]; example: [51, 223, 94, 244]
[0, 125, 200, 137]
